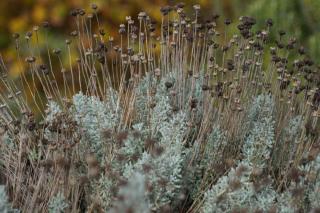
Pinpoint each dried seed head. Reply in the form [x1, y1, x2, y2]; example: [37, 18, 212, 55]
[88, 166, 100, 179]
[226, 59, 235, 71]
[225, 159, 235, 168]
[148, 101, 156, 109]
[266, 18, 273, 27]
[165, 81, 173, 89]
[70, 9, 79, 17]
[78, 9, 86, 16]
[202, 84, 210, 91]
[39, 159, 54, 170]
[125, 16, 132, 22]
[193, 4, 200, 11]
[312, 89, 320, 108]
[142, 163, 152, 173]
[65, 39, 71, 45]
[235, 164, 248, 177]
[278, 30, 286, 37]
[157, 177, 168, 188]
[42, 21, 50, 28]
[190, 98, 198, 109]
[86, 153, 99, 167]
[99, 28, 105, 36]
[116, 153, 126, 162]
[151, 145, 165, 157]
[116, 131, 128, 146]
[290, 187, 304, 198]
[224, 18, 232, 25]
[176, 2, 185, 9]
[228, 178, 241, 191]
[130, 152, 140, 161]
[288, 167, 302, 183]
[87, 13, 93, 19]
[231, 208, 249, 213]
[25, 31, 32, 38]
[25, 56, 36, 64]
[119, 24, 126, 34]
[12, 33, 20, 39]
[160, 5, 171, 16]
[36, 197, 44, 204]
[39, 64, 49, 75]
[70, 30, 78, 37]
[101, 128, 113, 140]
[13, 119, 21, 127]
[251, 167, 263, 177]
[138, 11, 147, 19]
[298, 46, 305, 55]
[53, 48, 61, 55]
[55, 154, 70, 170]
[154, 68, 161, 76]
[97, 54, 106, 64]
[91, 3, 98, 10]
[27, 185, 35, 193]
[33, 26, 39, 31]
[144, 138, 157, 150]
[212, 13, 220, 20]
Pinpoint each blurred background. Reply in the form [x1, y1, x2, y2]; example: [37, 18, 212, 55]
[0, 0, 319, 76]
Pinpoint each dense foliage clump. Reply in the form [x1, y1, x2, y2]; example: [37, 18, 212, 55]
[0, 2, 319, 212]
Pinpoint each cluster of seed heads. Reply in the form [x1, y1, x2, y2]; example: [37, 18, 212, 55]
[0, 2, 319, 213]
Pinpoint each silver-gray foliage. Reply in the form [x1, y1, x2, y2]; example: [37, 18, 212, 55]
[110, 172, 150, 213]
[0, 185, 19, 213]
[123, 102, 188, 210]
[48, 191, 69, 213]
[202, 94, 277, 212]
[72, 92, 121, 159]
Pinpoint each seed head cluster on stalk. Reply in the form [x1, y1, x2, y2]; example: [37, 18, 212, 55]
[0, 2, 319, 213]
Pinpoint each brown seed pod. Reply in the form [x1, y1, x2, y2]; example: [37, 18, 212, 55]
[88, 166, 100, 179]
[25, 56, 36, 63]
[86, 153, 99, 168]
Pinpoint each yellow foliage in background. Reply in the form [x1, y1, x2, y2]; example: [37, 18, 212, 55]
[0, 0, 215, 77]
[0, 0, 319, 75]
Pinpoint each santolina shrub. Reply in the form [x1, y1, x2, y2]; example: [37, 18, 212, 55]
[0, 2, 319, 212]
